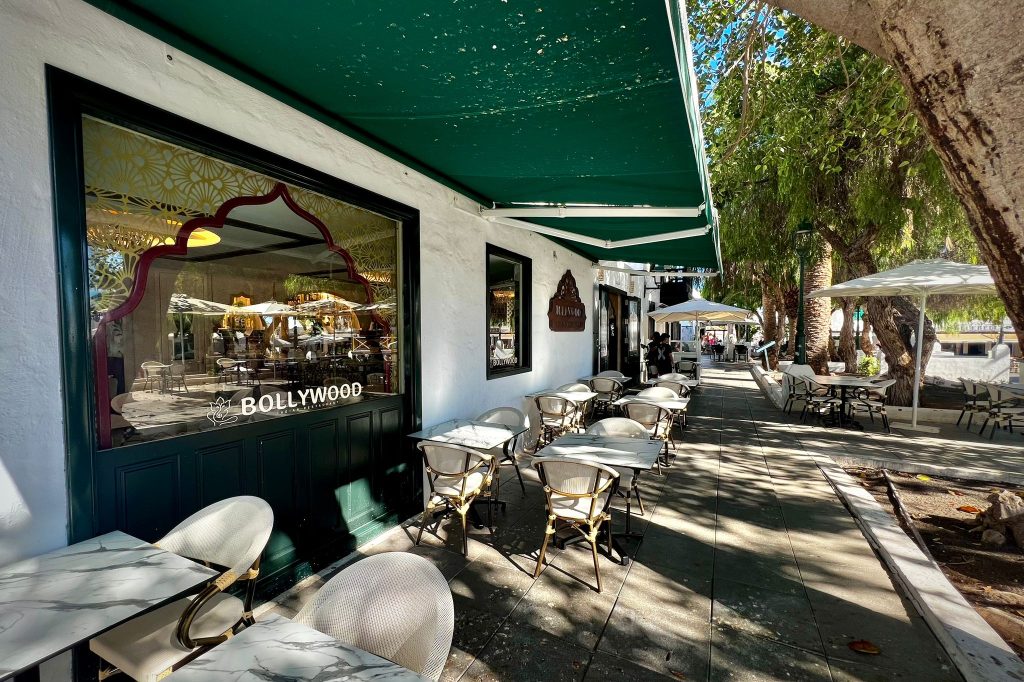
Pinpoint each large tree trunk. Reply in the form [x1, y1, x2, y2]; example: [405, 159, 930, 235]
[762, 290, 780, 370]
[766, 0, 1024, 354]
[804, 243, 833, 373]
[838, 298, 857, 372]
[860, 310, 877, 357]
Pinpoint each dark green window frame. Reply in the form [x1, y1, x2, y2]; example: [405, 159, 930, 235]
[485, 243, 531, 379]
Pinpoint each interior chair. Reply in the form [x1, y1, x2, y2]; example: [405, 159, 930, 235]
[415, 442, 495, 556]
[621, 401, 675, 470]
[89, 496, 274, 681]
[957, 378, 990, 430]
[588, 376, 624, 418]
[294, 552, 454, 681]
[534, 394, 581, 445]
[532, 457, 619, 592]
[848, 378, 897, 433]
[979, 383, 1024, 440]
[586, 418, 650, 515]
[476, 406, 528, 494]
[799, 377, 840, 424]
[215, 357, 238, 387]
[140, 361, 167, 392]
[168, 363, 190, 394]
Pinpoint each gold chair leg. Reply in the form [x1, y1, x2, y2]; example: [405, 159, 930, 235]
[458, 509, 469, 556]
[589, 537, 602, 593]
[534, 517, 555, 578]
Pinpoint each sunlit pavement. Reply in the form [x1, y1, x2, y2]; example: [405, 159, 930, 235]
[262, 365, 965, 681]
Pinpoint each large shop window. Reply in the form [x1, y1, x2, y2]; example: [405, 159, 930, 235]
[84, 117, 402, 449]
[486, 244, 531, 378]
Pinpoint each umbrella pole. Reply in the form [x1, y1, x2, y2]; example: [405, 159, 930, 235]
[892, 294, 939, 433]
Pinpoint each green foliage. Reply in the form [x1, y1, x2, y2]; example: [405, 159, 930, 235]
[858, 355, 880, 377]
[689, 0, 974, 306]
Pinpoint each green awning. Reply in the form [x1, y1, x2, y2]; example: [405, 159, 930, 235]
[85, 0, 718, 270]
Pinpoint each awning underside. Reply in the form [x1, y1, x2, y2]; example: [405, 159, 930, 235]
[86, 0, 717, 269]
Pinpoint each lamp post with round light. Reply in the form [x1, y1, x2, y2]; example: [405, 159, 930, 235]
[793, 223, 814, 365]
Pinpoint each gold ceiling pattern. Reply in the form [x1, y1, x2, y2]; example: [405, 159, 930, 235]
[82, 116, 399, 333]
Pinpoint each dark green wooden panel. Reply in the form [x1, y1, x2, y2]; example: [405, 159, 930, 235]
[196, 441, 245, 507]
[116, 457, 179, 541]
[340, 412, 377, 531]
[254, 430, 299, 569]
[307, 419, 341, 532]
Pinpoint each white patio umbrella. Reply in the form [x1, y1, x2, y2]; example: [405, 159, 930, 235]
[166, 294, 235, 362]
[649, 299, 753, 324]
[808, 259, 997, 431]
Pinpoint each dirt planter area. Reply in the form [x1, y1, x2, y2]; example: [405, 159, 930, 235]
[847, 467, 1024, 658]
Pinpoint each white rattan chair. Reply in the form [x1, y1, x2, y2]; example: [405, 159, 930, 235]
[89, 496, 274, 681]
[957, 378, 990, 430]
[415, 442, 495, 556]
[588, 376, 625, 417]
[556, 382, 592, 392]
[620, 401, 675, 470]
[654, 379, 689, 398]
[848, 379, 896, 433]
[477, 406, 528, 494]
[294, 552, 454, 681]
[586, 418, 649, 515]
[534, 394, 581, 445]
[979, 383, 1024, 440]
[532, 457, 619, 592]
[168, 363, 190, 394]
[596, 370, 626, 378]
[140, 361, 168, 392]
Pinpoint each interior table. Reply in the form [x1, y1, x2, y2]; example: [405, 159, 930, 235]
[542, 433, 663, 565]
[809, 375, 880, 429]
[166, 612, 427, 681]
[167, 610, 423, 679]
[407, 419, 528, 522]
[0, 531, 218, 681]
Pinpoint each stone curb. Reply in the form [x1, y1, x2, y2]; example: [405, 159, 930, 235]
[820, 461, 1024, 682]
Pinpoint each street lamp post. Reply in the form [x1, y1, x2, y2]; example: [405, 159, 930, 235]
[793, 223, 814, 365]
[854, 304, 862, 351]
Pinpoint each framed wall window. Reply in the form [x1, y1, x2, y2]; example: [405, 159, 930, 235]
[81, 115, 404, 449]
[486, 244, 531, 378]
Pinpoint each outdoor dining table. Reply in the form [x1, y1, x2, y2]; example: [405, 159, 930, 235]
[542, 433, 663, 565]
[406, 419, 528, 522]
[577, 374, 633, 386]
[166, 612, 428, 681]
[613, 395, 691, 428]
[809, 374, 880, 429]
[0, 531, 218, 681]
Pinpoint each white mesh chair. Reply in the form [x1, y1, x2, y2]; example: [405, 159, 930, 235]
[415, 442, 495, 556]
[596, 370, 626, 378]
[637, 386, 687, 429]
[532, 457, 619, 592]
[848, 378, 896, 433]
[140, 361, 168, 392]
[620, 401, 675, 470]
[476, 406, 528, 494]
[534, 394, 581, 445]
[979, 383, 1024, 440]
[586, 418, 649, 515]
[89, 496, 274, 681]
[294, 552, 454, 681]
[168, 363, 190, 394]
[556, 382, 592, 392]
[957, 378, 990, 430]
[588, 376, 625, 417]
[658, 373, 689, 382]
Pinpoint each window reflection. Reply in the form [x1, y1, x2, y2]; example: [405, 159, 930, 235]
[486, 246, 530, 376]
[83, 117, 401, 448]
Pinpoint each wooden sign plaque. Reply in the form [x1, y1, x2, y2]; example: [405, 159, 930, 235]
[547, 270, 586, 332]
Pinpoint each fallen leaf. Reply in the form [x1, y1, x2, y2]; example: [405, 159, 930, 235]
[957, 505, 983, 514]
[916, 474, 932, 481]
[948, 489, 966, 496]
[848, 640, 881, 655]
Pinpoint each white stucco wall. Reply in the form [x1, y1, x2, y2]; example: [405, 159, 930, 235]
[0, 0, 596, 573]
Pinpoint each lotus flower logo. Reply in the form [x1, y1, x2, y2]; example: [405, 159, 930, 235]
[207, 397, 238, 426]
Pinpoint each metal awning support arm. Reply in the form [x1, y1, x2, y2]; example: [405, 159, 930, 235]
[481, 204, 705, 219]
[484, 216, 708, 248]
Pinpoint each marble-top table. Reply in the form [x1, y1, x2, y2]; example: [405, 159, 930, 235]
[614, 396, 691, 412]
[642, 378, 700, 388]
[167, 613, 427, 681]
[0, 531, 217, 680]
[524, 390, 598, 402]
[578, 374, 632, 386]
[406, 419, 527, 451]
